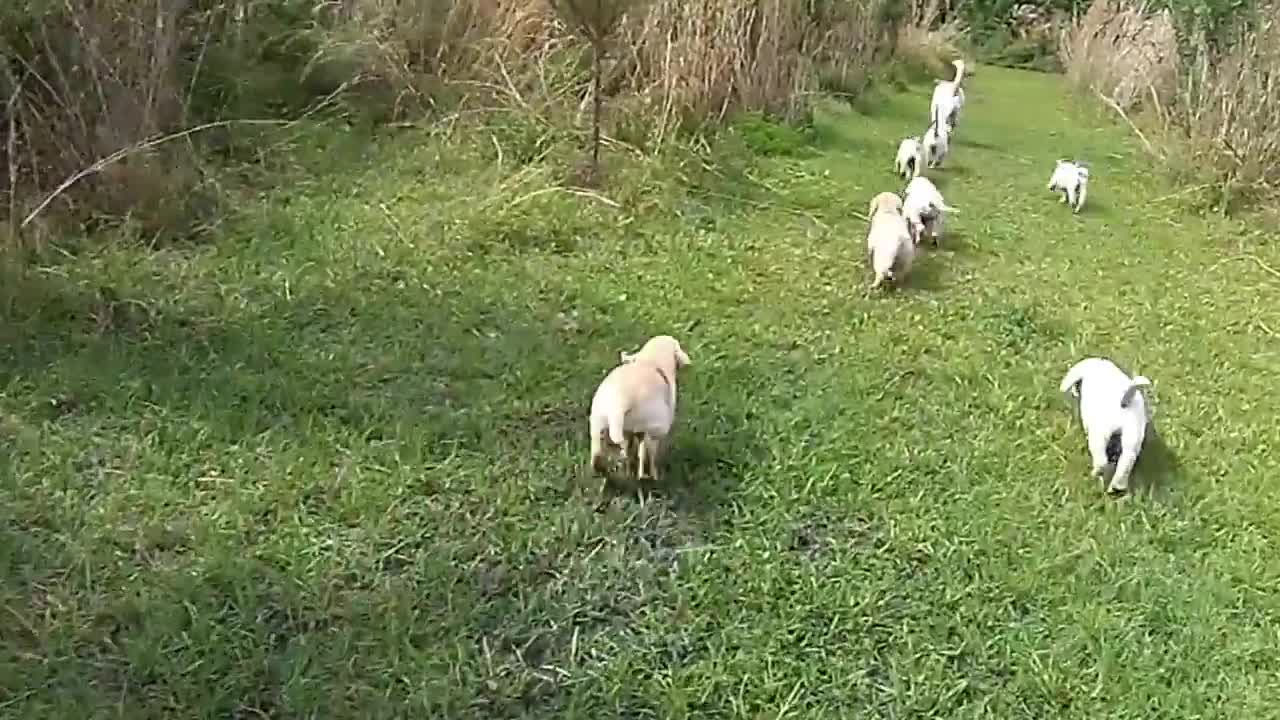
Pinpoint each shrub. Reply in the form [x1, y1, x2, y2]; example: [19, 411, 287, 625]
[1060, 0, 1279, 211]
[2, 0, 894, 241]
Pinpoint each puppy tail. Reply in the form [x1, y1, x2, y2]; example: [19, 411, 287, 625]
[1059, 360, 1089, 397]
[1121, 376, 1152, 408]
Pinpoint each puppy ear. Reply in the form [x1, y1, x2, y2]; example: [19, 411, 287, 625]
[675, 347, 692, 368]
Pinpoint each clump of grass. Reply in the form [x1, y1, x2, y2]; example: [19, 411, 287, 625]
[1061, 0, 1280, 211]
[894, 0, 968, 82]
[1060, 0, 1178, 110]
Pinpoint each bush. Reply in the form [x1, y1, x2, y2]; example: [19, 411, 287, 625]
[1060, 0, 1279, 211]
[2, 0, 895, 241]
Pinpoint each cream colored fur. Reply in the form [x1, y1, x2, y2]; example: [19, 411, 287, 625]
[866, 192, 915, 290]
[588, 335, 692, 482]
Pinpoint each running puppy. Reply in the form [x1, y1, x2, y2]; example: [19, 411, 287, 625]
[865, 192, 915, 290]
[1047, 159, 1089, 213]
[930, 59, 967, 133]
[1059, 357, 1153, 494]
[895, 137, 924, 180]
[902, 176, 959, 247]
[923, 122, 950, 168]
[589, 335, 692, 483]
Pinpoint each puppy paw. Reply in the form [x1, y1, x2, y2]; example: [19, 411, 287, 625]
[591, 454, 610, 476]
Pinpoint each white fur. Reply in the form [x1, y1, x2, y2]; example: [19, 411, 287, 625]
[1047, 159, 1090, 213]
[929, 60, 966, 133]
[923, 122, 950, 168]
[589, 335, 691, 482]
[866, 192, 915, 290]
[902, 176, 958, 246]
[894, 137, 924, 181]
[1059, 357, 1153, 494]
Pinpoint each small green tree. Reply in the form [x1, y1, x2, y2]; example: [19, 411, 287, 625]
[551, 0, 639, 185]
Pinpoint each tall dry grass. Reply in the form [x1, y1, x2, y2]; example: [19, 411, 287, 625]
[892, 0, 969, 81]
[1060, 0, 1177, 110]
[1171, 12, 1280, 198]
[1, 0, 891, 241]
[1061, 0, 1280, 205]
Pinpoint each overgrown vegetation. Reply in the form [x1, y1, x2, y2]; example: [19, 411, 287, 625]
[0, 0, 896, 244]
[1061, 0, 1279, 211]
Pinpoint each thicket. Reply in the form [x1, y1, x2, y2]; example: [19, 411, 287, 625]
[1061, 0, 1276, 211]
[0, 0, 906, 245]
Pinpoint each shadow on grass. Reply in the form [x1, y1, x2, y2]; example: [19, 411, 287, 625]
[934, 228, 974, 254]
[905, 252, 950, 292]
[595, 405, 766, 516]
[1, 256, 745, 716]
[955, 137, 1002, 152]
[1133, 425, 1183, 499]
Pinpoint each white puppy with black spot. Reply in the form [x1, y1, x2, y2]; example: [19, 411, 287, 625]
[589, 335, 692, 483]
[895, 137, 924, 180]
[902, 176, 958, 247]
[1059, 357, 1153, 494]
[922, 121, 950, 168]
[1047, 159, 1089, 213]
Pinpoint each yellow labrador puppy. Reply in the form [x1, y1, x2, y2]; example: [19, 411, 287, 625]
[588, 335, 692, 482]
[865, 192, 915, 290]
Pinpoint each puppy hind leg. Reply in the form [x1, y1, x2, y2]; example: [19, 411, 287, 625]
[636, 433, 653, 481]
[642, 434, 665, 484]
[624, 432, 641, 478]
[1075, 185, 1087, 213]
[1110, 438, 1139, 494]
[590, 425, 609, 476]
[1087, 431, 1111, 487]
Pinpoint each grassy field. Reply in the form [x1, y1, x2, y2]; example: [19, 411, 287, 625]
[5, 65, 1280, 718]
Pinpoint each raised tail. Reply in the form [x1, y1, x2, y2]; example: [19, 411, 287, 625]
[952, 59, 966, 86]
[1059, 360, 1090, 397]
[1121, 376, 1152, 408]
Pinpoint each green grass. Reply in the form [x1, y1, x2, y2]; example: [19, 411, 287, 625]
[5, 65, 1280, 718]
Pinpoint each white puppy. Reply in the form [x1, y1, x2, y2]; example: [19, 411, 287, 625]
[589, 335, 692, 483]
[929, 59, 967, 133]
[902, 176, 958, 247]
[922, 122, 949, 168]
[1059, 357, 1153, 494]
[894, 137, 924, 180]
[1047, 159, 1089, 213]
[865, 192, 915, 290]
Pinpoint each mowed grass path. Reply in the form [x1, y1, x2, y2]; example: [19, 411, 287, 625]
[5, 65, 1280, 718]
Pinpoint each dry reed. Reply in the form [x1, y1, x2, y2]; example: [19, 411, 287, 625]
[2, 0, 892, 236]
[1061, 0, 1280, 205]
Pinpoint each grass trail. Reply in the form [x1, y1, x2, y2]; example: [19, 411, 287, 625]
[4, 66, 1280, 718]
